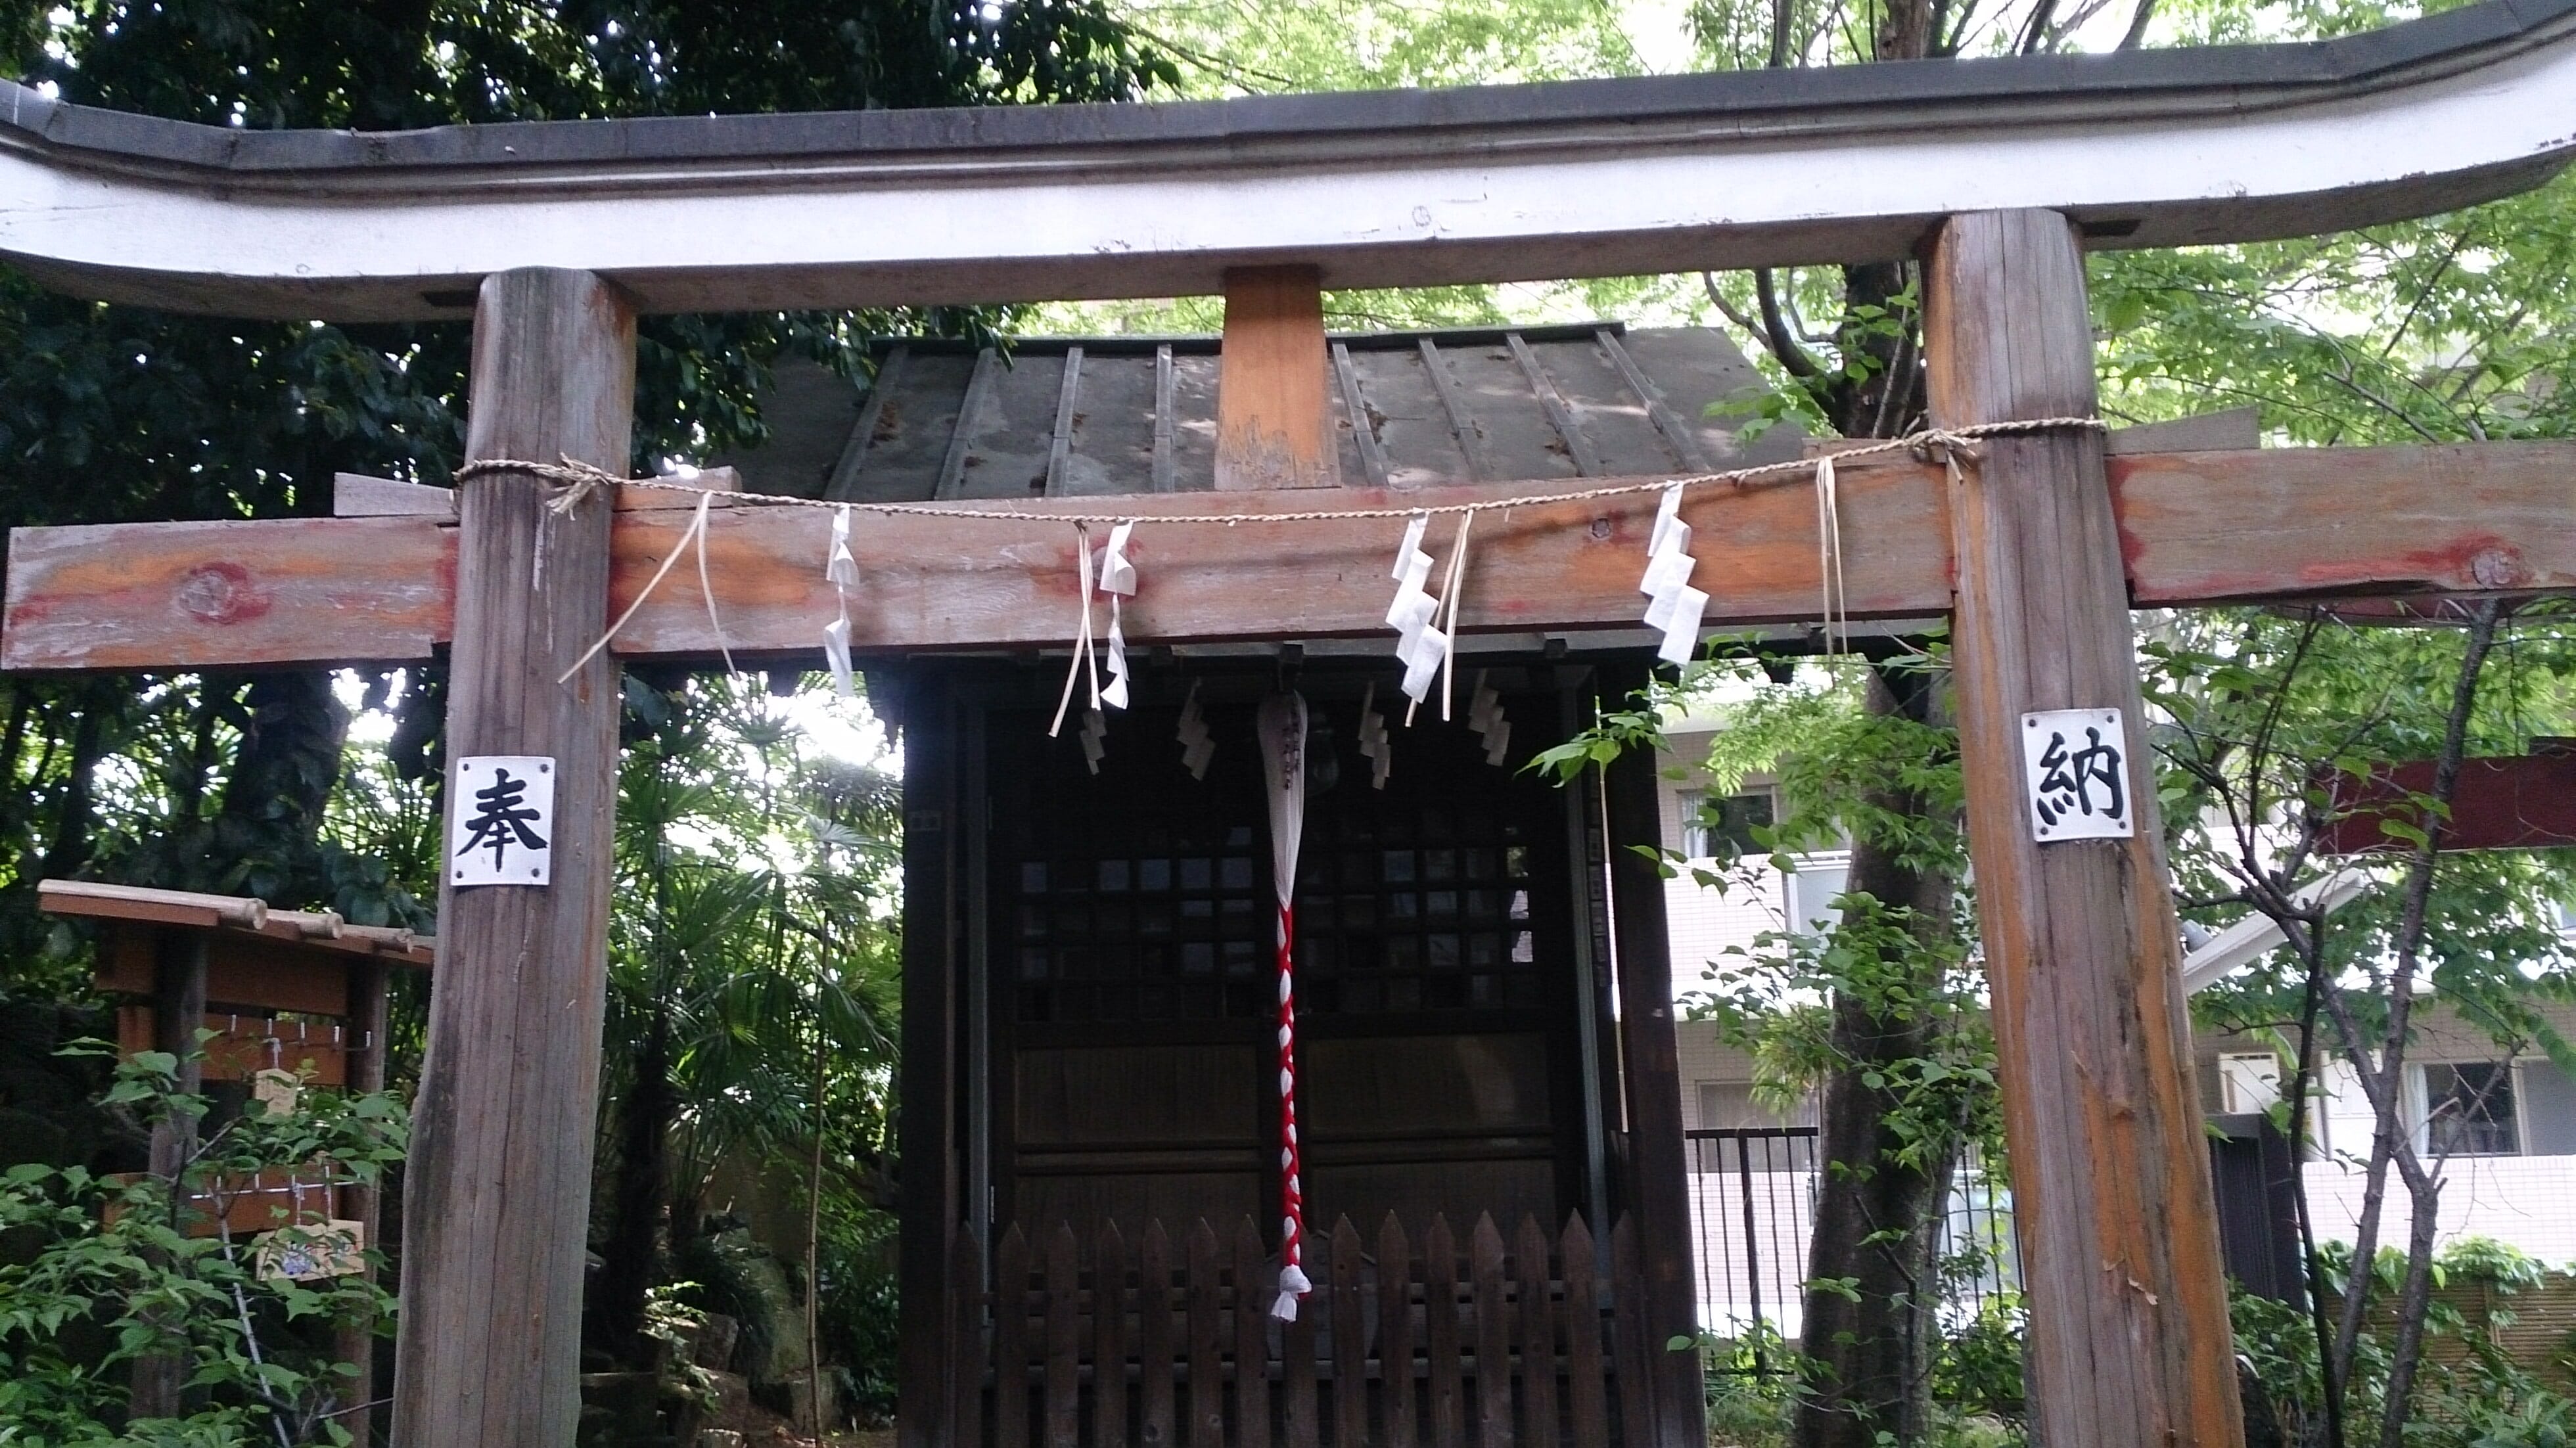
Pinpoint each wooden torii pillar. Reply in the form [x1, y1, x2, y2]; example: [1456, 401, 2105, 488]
[389, 269, 635, 1448]
[1928, 211, 2240, 1446]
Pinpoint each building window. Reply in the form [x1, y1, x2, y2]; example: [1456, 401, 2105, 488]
[1678, 789, 1775, 860]
[2422, 1062, 2519, 1158]
[1785, 855, 1851, 938]
[2218, 1053, 2283, 1115]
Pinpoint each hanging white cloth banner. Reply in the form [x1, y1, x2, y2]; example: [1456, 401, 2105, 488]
[822, 505, 860, 700]
[1255, 692, 1312, 1320]
[1098, 521, 1136, 710]
[1639, 484, 1710, 666]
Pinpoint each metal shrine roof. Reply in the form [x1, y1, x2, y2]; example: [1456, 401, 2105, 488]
[719, 325, 1808, 501]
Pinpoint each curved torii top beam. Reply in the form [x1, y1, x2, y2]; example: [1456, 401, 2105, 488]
[0, 0, 2571, 321]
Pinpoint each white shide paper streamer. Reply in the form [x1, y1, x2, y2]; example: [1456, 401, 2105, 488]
[822, 505, 859, 699]
[1638, 483, 1710, 666]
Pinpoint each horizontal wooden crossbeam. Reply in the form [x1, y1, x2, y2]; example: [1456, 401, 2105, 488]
[7, 441, 2572, 673]
[0, 3, 2569, 318]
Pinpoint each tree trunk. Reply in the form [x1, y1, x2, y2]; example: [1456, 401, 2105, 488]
[1792, 664, 1959, 1448]
[597, 1011, 675, 1364]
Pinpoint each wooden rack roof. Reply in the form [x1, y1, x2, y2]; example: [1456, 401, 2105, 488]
[39, 878, 436, 967]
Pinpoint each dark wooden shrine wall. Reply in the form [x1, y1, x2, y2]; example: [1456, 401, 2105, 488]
[977, 664, 1611, 1261]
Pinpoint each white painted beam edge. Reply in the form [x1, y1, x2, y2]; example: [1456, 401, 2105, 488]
[0, 25, 2569, 317]
[2180, 867, 2379, 995]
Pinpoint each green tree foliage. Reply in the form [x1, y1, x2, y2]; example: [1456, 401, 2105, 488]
[593, 675, 904, 1402]
[0, 0, 1172, 978]
[0, 1045, 409, 1445]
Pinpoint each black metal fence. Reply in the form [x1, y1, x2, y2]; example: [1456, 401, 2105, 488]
[1683, 1127, 2023, 1357]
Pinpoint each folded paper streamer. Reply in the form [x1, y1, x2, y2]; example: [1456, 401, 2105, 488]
[1080, 706, 1108, 775]
[1639, 483, 1710, 666]
[1384, 514, 1448, 706]
[1467, 671, 1511, 767]
[823, 505, 860, 700]
[1098, 521, 1136, 711]
[1176, 679, 1214, 779]
[1356, 683, 1392, 790]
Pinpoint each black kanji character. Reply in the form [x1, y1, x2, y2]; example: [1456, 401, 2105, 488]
[457, 768, 547, 869]
[2034, 727, 2127, 827]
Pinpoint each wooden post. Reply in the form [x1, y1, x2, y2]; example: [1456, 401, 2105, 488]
[895, 670, 964, 1448]
[1599, 702, 1704, 1448]
[334, 958, 390, 1448]
[1216, 266, 1341, 491]
[129, 926, 206, 1419]
[1924, 210, 2243, 1448]
[391, 268, 635, 1448]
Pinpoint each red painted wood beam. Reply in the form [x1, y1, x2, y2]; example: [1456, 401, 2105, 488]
[2320, 748, 2576, 853]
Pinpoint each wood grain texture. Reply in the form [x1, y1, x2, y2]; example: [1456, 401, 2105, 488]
[1045, 1225, 1082, 1448]
[1140, 1223, 1177, 1448]
[1230, 1218, 1268, 1448]
[1377, 1213, 1417, 1448]
[1599, 706, 1705, 1448]
[1514, 1215, 1558, 1447]
[1216, 267, 1339, 491]
[1187, 1221, 1224, 1448]
[2111, 441, 2576, 605]
[1925, 210, 2242, 1448]
[1100, 1222, 1133, 1448]
[1283, 1251, 1320, 1448]
[1329, 1217, 1369, 1448]
[1608, 1219, 1655, 1448]
[1424, 1215, 1465, 1448]
[19, 441, 2576, 672]
[1561, 1215, 1609, 1448]
[390, 268, 634, 1448]
[1469, 1216, 1513, 1448]
[2, 514, 452, 671]
[996, 1227, 1032, 1448]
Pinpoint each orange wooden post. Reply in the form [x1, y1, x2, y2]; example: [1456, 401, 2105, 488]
[1925, 209, 2243, 1448]
[1216, 266, 1341, 491]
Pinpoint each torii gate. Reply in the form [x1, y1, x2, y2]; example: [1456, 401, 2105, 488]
[5, 5, 2575, 1446]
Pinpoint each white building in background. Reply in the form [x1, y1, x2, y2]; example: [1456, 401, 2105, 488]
[1649, 721, 2576, 1334]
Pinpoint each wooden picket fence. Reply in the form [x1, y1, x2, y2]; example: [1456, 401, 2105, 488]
[946, 1210, 1659, 1448]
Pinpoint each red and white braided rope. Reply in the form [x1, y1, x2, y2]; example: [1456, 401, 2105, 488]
[1274, 898, 1310, 1317]
[1256, 693, 1313, 1320]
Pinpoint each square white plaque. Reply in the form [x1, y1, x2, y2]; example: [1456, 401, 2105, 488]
[2021, 710, 2136, 842]
[449, 755, 556, 886]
